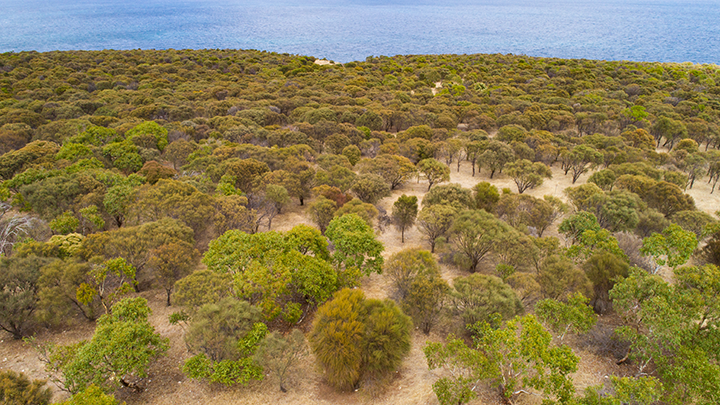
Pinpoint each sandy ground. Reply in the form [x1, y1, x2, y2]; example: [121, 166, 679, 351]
[4, 152, 720, 404]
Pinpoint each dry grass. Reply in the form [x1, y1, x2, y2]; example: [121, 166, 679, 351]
[4, 155, 720, 404]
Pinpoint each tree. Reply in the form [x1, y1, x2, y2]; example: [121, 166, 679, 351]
[645, 181, 695, 217]
[308, 196, 337, 234]
[451, 274, 523, 328]
[309, 288, 411, 391]
[334, 198, 378, 227]
[384, 248, 440, 300]
[183, 322, 267, 387]
[417, 203, 457, 253]
[392, 194, 418, 243]
[262, 183, 290, 230]
[562, 145, 603, 184]
[670, 209, 716, 239]
[449, 209, 512, 272]
[505, 159, 552, 193]
[254, 329, 307, 392]
[641, 223, 697, 273]
[535, 292, 597, 342]
[148, 240, 199, 305]
[350, 173, 391, 204]
[583, 251, 629, 313]
[425, 314, 579, 405]
[341, 145, 361, 166]
[537, 254, 593, 301]
[181, 297, 264, 380]
[481, 140, 514, 178]
[417, 158, 450, 191]
[40, 298, 169, 394]
[587, 168, 617, 191]
[172, 270, 234, 311]
[0, 255, 51, 339]
[610, 266, 720, 404]
[326, 214, 384, 278]
[403, 265, 449, 334]
[422, 183, 473, 210]
[0, 370, 51, 405]
[472, 181, 500, 212]
[356, 154, 416, 190]
[76, 257, 136, 315]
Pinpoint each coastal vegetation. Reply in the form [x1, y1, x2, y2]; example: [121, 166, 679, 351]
[1, 48, 720, 404]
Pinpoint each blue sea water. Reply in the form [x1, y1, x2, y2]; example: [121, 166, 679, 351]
[0, 0, 719, 64]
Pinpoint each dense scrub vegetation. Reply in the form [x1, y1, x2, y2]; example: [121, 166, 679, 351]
[1, 49, 720, 404]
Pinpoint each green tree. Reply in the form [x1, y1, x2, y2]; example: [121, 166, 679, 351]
[40, 298, 169, 394]
[535, 292, 597, 342]
[450, 274, 523, 328]
[537, 254, 593, 301]
[417, 203, 457, 253]
[308, 196, 337, 234]
[422, 183, 473, 210]
[425, 314, 579, 405]
[76, 257, 136, 315]
[641, 223, 697, 273]
[384, 248, 440, 300]
[333, 198, 378, 227]
[417, 158, 451, 191]
[449, 209, 512, 272]
[341, 145, 361, 166]
[326, 214, 384, 278]
[562, 145, 603, 184]
[0, 255, 51, 339]
[392, 194, 418, 243]
[610, 266, 720, 404]
[505, 159, 552, 193]
[148, 240, 199, 305]
[472, 181, 500, 212]
[357, 154, 416, 190]
[481, 140, 514, 179]
[645, 181, 695, 217]
[172, 270, 234, 311]
[350, 173, 391, 204]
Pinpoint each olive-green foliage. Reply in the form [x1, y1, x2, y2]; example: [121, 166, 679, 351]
[0, 370, 52, 405]
[0, 255, 52, 339]
[57, 385, 121, 405]
[184, 298, 262, 362]
[417, 158, 451, 191]
[350, 173, 391, 204]
[449, 209, 513, 273]
[450, 274, 522, 328]
[254, 329, 307, 393]
[422, 183, 473, 210]
[472, 182, 499, 212]
[583, 251, 630, 313]
[537, 254, 593, 301]
[384, 248, 440, 300]
[309, 288, 412, 391]
[392, 194, 418, 243]
[333, 198, 378, 227]
[173, 269, 234, 311]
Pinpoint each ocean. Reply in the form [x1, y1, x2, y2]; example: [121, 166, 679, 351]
[0, 0, 718, 64]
